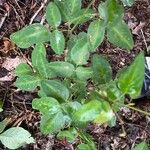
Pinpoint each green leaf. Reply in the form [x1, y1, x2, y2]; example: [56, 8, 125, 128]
[15, 63, 33, 77]
[87, 20, 106, 52]
[32, 97, 60, 115]
[50, 30, 65, 55]
[133, 142, 148, 150]
[71, 35, 89, 66]
[57, 128, 77, 143]
[117, 52, 145, 98]
[32, 44, 49, 78]
[41, 80, 70, 102]
[70, 9, 94, 24]
[77, 144, 91, 150]
[10, 23, 50, 48]
[46, 2, 61, 27]
[121, 0, 135, 6]
[98, 0, 124, 23]
[76, 67, 93, 81]
[32, 44, 46, 65]
[0, 119, 7, 133]
[107, 21, 134, 50]
[92, 54, 112, 84]
[72, 100, 102, 124]
[0, 127, 34, 149]
[15, 75, 40, 91]
[71, 80, 87, 100]
[94, 101, 115, 124]
[40, 112, 65, 134]
[98, 82, 124, 102]
[47, 61, 75, 78]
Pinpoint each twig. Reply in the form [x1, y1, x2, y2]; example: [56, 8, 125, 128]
[29, 0, 47, 24]
[0, 13, 7, 29]
[140, 29, 148, 53]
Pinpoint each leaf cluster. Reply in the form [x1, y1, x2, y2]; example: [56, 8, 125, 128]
[9, 0, 146, 149]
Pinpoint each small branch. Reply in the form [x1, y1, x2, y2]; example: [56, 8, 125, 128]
[29, 0, 47, 24]
[0, 13, 7, 29]
[126, 104, 150, 117]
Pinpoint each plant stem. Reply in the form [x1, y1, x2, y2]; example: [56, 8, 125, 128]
[68, 0, 96, 35]
[125, 104, 150, 116]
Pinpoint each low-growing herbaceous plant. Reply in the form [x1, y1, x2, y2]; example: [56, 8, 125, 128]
[0, 0, 149, 149]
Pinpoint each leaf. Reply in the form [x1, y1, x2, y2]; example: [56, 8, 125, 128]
[72, 100, 102, 124]
[32, 44, 49, 78]
[92, 54, 112, 84]
[65, 0, 81, 14]
[47, 61, 75, 78]
[15, 63, 33, 77]
[0, 119, 7, 133]
[71, 35, 89, 66]
[40, 112, 65, 134]
[121, 0, 135, 6]
[15, 75, 40, 91]
[77, 144, 91, 150]
[117, 52, 145, 98]
[10, 23, 50, 48]
[32, 44, 46, 66]
[41, 80, 70, 102]
[75, 67, 93, 81]
[50, 30, 65, 55]
[107, 21, 134, 50]
[98, 0, 124, 23]
[94, 101, 115, 124]
[98, 82, 124, 102]
[46, 2, 61, 27]
[32, 97, 60, 115]
[0, 127, 34, 149]
[70, 9, 94, 24]
[57, 128, 77, 143]
[87, 19, 106, 52]
[133, 142, 148, 150]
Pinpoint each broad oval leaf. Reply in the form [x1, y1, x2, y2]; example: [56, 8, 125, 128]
[10, 23, 50, 48]
[70, 9, 94, 25]
[92, 54, 112, 84]
[107, 21, 134, 50]
[117, 52, 145, 98]
[87, 19, 106, 52]
[98, 0, 124, 23]
[50, 30, 65, 55]
[46, 2, 61, 27]
[15, 75, 40, 91]
[71, 35, 89, 66]
[32, 97, 60, 115]
[133, 142, 148, 150]
[121, 0, 135, 6]
[31, 44, 50, 78]
[15, 63, 33, 77]
[32, 44, 46, 64]
[77, 144, 91, 150]
[41, 80, 70, 102]
[76, 67, 93, 81]
[94, 101, 115, 124]
[47, 61, 75, 78]
[72, 100, 102, 124]
[57, 128, 77, 143]
[40, 112, 65, 134]
[0, 127, 34, 149]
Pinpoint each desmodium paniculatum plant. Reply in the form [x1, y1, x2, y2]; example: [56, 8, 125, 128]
[9, 0, 149, 149]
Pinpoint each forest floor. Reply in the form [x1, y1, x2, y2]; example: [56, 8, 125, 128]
[0, 0, 150, 149]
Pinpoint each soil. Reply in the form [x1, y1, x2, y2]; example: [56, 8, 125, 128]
[0, 0, 150, 150]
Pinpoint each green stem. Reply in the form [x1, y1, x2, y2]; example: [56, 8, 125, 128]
[125, 104, 150, 116]
[68, 0, 96, 35]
